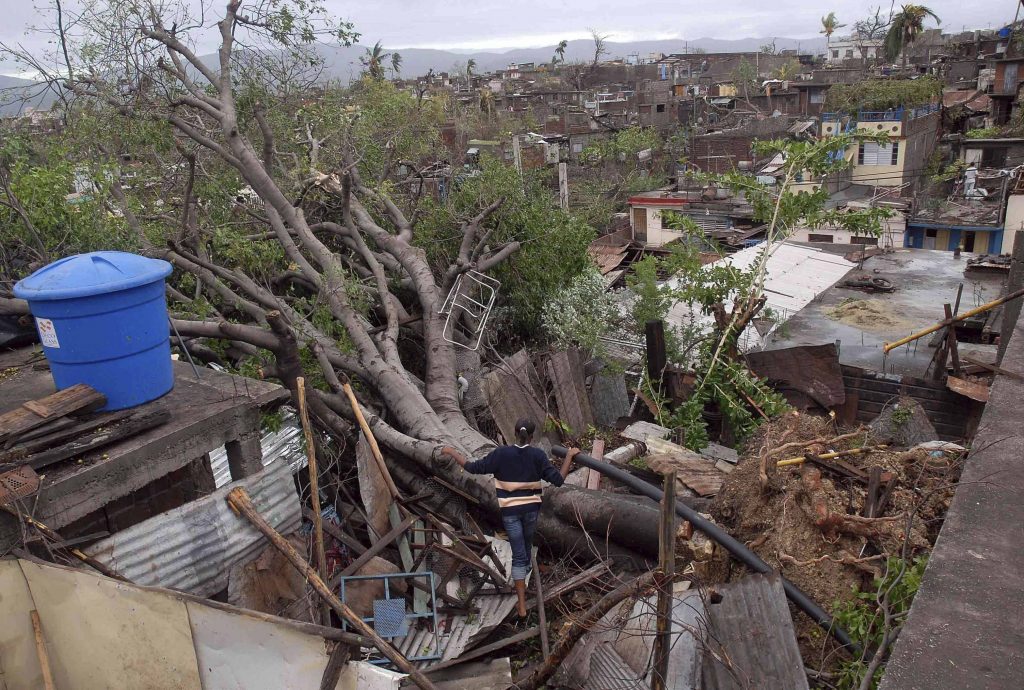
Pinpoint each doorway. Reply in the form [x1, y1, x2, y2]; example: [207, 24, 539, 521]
[963, 231, 976, 253]
[923, 228, 937, 250]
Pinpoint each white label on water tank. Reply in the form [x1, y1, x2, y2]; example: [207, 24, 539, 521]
[36, 318, 60, 348]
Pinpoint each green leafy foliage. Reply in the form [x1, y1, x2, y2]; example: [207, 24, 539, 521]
[965, 127, 1000, 139]
[832, 556, 928, 689]
[415, 158, 594, 335]
[580, 127, 662, 165]
[824, 76, 942, 113]
[541, 268, 620, 356]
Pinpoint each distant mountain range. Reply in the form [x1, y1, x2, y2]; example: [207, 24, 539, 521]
[309, 36, 828, 82]
[0, 35, 827, 116]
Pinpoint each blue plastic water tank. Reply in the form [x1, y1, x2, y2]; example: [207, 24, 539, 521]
[14, 251, 175, 410]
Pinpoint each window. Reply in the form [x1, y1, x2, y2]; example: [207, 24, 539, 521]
[656, 103, 666, 113]
[809, 89, 825, 104]
[858, 141, 899, 165]
[832, 50, 839, 59]
[808, 233, 834, 243]
[851, 236, 879, 246]
[845, 49, 854, 58]
[572, 142, 583, 154]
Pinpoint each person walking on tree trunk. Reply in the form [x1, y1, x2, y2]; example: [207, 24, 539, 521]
[441, 419, 578, 617]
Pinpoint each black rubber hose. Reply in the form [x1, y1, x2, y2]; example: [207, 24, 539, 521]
[552, 445, 858, 652]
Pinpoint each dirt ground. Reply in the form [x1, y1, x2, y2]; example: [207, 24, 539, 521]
[707, 412, 962, 669]
[825, 298, 912, 333]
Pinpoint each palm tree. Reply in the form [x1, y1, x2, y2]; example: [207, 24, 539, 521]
[885, 5, 940, 66]
[479, 87, 495, 118]
[553, 39, 568, 64]
[390, 52, 403, 78]
[360, 41, 391, 80]
[820, 12, 846, 58]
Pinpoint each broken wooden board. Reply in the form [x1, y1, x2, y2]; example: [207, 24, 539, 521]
[702, 573, 809, 690]
[647, 436, 729, 495]
[946, 375, 990, 402]
[355, 434, 390, 541]
[482, 350, 549, 446]
[19, 411, 171, 471]
[589, 369, 630, 427]
[645, 453, 724, 497]
[620, 421, 671, 444]
[0, 384, 106, 444]
[545, 349, 593, 436]
[745, 344, 845, 410]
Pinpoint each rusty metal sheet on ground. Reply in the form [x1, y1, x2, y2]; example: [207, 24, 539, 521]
[946, 375, 990, 402]
[746, 343, 845, 409]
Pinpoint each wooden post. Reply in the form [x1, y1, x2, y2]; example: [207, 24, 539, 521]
[652, 471, 676, 690]
[558, 162, 569, 210]
[340, 380, 413, 571]
[30, 610, 56, 690]
[531, 551, 550, 658]
[296, 377, 331, 626]
[225, 487, 438, 690]
[586, 439, 605, 490]
[512, 134, 523, 175]
[645, 320, 667, 394]
[944, 304, 962, 377]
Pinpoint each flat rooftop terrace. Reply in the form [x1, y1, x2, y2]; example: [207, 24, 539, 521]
[767, 249, 1006, 377]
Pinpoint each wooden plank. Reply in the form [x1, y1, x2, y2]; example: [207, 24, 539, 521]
[483, 350, 549, 445]
[0, 411, 134, 466]
[531, 552, 550, 658]
[329, 513, 418, 588]
[0, 384, 106, 443]
[945, 304, 962, 377]
[947, 376, 990, 402]
[652, 471, 676, 690]
[22, 411, 171, 471]
[961, 355, 1024, 381]
[644, 437, 725, 496]
[546, 350, 593, 436]
[620, 421, 671, 444]
[644, 452, 724, 497]
[423, 628, 539, 674]
[30, 610, 56, 690]
[586, 439, 604, 491]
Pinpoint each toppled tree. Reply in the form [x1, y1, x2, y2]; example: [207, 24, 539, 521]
[0, 0, 600, 532]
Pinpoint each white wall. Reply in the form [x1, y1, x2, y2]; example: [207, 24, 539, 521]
[1003, 194, 1024, 254]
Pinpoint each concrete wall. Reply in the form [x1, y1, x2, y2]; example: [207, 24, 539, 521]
[840, 365, 984, 441]
[1003, 194, 1024, 254]
[789, 213, 906, 247]
[631, 205, 687, 247]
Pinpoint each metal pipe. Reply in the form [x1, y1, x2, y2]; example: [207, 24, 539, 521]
[883, 287, 1024, 353]
[552, 445, 858, 652]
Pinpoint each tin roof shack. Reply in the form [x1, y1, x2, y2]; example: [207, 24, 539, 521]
[0, 347, 288, 554]
[908, 167, 1017, 254]
[989, 54, 1024, 124]
[627, 189, 762, 249]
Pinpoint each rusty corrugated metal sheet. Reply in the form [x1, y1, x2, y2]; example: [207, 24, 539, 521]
[701, 573, 809, 690]
[84, 458, 301, 597]
[745, 343, 846, 409]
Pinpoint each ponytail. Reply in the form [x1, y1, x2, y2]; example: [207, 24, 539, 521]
[513, 417, 535, 446]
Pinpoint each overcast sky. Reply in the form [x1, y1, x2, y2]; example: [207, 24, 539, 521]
[0, 0, 1013, 74]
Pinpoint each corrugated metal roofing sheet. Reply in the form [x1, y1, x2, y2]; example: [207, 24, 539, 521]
[387, 538, 520, 666]
[84, 457, 301, 597]
[208, 411, 306, 489]
[665, 241, 855, 352]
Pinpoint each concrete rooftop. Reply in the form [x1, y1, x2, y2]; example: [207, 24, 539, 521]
[766, 249, 1007, 377]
